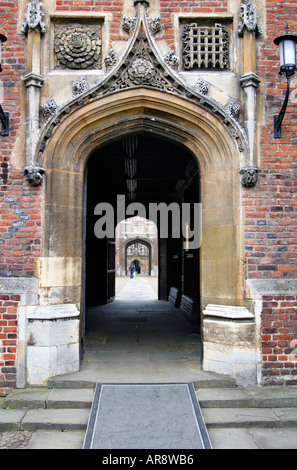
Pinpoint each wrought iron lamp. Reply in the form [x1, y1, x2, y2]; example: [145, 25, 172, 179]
[0, 33, 9, 136]
[273, 25, 297, 138]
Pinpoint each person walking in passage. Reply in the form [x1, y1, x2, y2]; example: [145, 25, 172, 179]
[129, 262, 135, 278]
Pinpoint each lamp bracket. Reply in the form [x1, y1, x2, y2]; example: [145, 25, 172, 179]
[274, 73, 293, 138]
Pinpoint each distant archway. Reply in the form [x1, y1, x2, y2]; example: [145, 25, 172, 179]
[125, 238, 153, 276]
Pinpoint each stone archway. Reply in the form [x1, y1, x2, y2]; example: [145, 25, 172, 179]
[36, 89, 244, 312]
[22, 83, 253, 386]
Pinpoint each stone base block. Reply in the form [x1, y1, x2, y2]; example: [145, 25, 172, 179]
[26, 304, 80, 386]
[202, 304, 259, 386]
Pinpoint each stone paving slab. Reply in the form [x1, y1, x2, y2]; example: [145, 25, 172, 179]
[26, 430, 85, 449]
[209, 427, 297, 450]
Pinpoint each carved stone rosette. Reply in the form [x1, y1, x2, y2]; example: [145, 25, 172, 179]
[54, 24, 102, 69]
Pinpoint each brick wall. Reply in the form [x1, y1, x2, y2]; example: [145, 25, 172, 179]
[262, 295, 297, 385]
[0, 1, 39, 394]
[55, 0, 124, 42]
[0, 293, 20, 396]
[247, 0, 297, 383]
[160, 0, 229, 46]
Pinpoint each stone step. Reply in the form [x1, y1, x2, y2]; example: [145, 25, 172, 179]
[196, 386, 297, 409]
[1, 404, 297, 433]
[1, 383, 297, 436]
[203, 407, 297, 429]
[0, 408, 89, 432]
[2, 388, 94, 410]
[47, 370, 237, 390]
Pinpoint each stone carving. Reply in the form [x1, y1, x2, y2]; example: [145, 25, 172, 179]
[21, 0, 46, 34]
[182, 23, 229, 70]
[73, 77, 89, 95]
[37, 6, 247, 158]
[164, 51, 179, 70]
[194, 78, 210, 96]
[122, 16, 137, 34]
[101, 34, 177, 95]
[147, 17, 162, 36]
[225, 99, 241, 120]
[105, 49, 119, 70]
[41, 98, 58, 119]
[238, 0, 262, 36]
[128, 58, 156, 85]
[240, 166, 259, 187]
[24, 165, 46, 186]
[54, 24, 102, 69]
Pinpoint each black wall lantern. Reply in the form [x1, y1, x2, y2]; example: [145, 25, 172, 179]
[274, 25, 297, 138]
[0, 33, 9, 136]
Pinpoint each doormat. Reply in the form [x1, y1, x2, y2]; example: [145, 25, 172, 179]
[83, 383, 211, 449]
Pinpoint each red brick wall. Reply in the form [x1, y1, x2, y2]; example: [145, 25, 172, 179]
[55, 0, 124, 42]
[246, 0, 297, 383]
[262, 295, 297, 385]
[160, 0, 229, 46]
[0, 1, 41, 394]
[245, 0, 297, 279]
[0, 293, 20, 396]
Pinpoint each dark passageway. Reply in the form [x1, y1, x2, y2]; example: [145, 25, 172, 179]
[85, 134, 201, 316]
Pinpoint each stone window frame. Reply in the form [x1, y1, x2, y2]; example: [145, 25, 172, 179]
[46, 13, 112, 74]
[173, 14, 235, 73]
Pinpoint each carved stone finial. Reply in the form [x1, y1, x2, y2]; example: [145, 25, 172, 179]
[164, 51, 179, 70]
[240, 166, 259, 187]
[105, 49, 119, 70]
[24, 165, 46, 186]
[225, 99, 241, 120]
[41, 98, 58, 120]
[73, 77, 89, 96]
[21, 0, 46, 35]
[194, 78, 211, 96]
[122, 16, 137, 34]
[238, 0, 262, 37]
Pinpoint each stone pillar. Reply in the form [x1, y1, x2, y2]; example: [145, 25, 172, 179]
[21, 0, 46, 178]
[238, 0, 262, 183]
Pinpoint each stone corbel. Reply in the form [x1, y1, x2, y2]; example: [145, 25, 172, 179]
[23, 165, 46, 186]
[240, 166, 259, 188]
